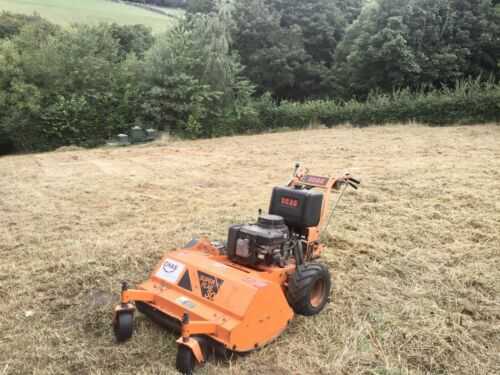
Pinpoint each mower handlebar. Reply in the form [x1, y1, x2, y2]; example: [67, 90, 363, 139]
[290, 164, 360, 191]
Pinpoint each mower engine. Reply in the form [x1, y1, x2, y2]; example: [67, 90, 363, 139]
[227, 185, 324, 268]
[227, 214, 291, 267]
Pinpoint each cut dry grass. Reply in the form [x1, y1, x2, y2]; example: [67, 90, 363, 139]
[0, 124, 499, 374]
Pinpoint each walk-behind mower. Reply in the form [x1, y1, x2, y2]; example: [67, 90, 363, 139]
[113, 164, 360, 374]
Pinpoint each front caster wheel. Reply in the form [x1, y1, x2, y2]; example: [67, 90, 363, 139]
[114, 311, 134, 342]
[176, 345, 196, 374]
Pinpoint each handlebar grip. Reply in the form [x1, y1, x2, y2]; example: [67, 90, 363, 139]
[348, 177, 361, 185]
[348, 181, 359, 190]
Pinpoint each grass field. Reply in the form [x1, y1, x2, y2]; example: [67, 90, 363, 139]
[0, 124, 499, 374]
[0, 0, 182, 33]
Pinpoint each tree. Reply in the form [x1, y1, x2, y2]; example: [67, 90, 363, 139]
[232, 0, 307, 98]
[107, 23, 154, 59]
[272, 0, 346, 67]
[337, 0, 365, 24]
[444, 0, 500, 80]
[142, 4, 255, 137]
[141, 23, 221, 135]
[186, 0, 216, 14]
[232, 0, 347, 99]
[335, 0, 421, 97]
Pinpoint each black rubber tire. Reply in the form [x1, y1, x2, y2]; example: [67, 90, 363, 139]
[286, 263, 331, 316]
[114, 311, 134, 342]
[176, 345, 196, 375]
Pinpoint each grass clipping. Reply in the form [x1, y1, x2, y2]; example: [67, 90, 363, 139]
[0, 124, 499, 374]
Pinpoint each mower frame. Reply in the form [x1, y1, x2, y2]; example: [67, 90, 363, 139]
[113, 164, 359, 373]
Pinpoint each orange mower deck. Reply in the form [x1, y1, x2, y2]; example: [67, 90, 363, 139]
[116, 239, 294, 358]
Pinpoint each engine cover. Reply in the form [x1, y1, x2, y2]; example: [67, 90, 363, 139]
[227, 215, 289, 267]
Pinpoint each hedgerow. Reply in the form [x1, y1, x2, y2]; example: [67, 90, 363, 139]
[253, 80, 500, 131]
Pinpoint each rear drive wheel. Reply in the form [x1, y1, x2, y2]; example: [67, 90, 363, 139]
[113, 311, 134, 342]
[286, 263, 331, 316]
[176, 345, 196, 374]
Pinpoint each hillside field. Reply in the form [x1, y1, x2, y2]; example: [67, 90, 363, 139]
[0, 0, 182, 33]
[0, 124, 499, 374]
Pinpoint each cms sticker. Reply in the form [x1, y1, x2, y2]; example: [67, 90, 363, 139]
[156, 258, 185, 283]
[162, 261, 178, 273]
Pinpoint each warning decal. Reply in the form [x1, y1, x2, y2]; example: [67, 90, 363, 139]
[155, 258, 185, 283]
[198, 271, 224, 300]
[176, 296, 196, 309]
[241, 276, 269, 288]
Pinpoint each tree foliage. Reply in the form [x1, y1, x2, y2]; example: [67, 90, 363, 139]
[142, 3, 255, 137]
[331, 0, 500, 97]
[108, 23, 155, 58]
[186, 0, 216, 14]
[232, 0, 358, 99]
[0, 11, 57, 40]
[231, 0, 499, 99]
[232, 0, 310, 98]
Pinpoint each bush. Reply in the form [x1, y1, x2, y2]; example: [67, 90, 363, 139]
[0, 11, 57, 40]
[127, 0, 188, 8]
[0, 22, 152, 152]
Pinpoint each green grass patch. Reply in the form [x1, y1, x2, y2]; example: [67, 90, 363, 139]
[0, 0, 182, 33]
